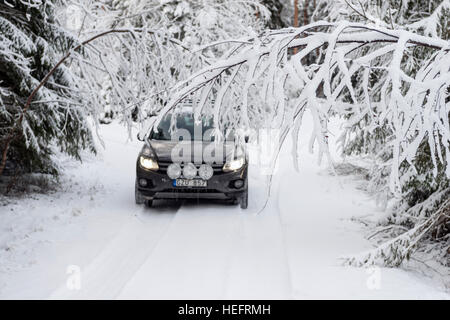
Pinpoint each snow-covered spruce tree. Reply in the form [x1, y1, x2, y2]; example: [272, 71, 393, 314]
[0, 0, 95, 178]
[312, 0, 450, 269]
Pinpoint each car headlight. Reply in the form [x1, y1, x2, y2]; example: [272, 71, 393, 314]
[167, 163, 182, 179]
[223, 157, 245, 172]
[199, 164, 213, 180]
[183, 162, 197, 179]
[139, 156, 159, 171]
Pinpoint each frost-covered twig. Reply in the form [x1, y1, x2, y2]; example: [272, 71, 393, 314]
[344, 197, 449, 267]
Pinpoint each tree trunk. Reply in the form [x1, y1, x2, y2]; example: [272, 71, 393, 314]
[304, 0, 309, 26]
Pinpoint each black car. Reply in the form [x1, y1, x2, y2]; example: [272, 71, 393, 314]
[135, 111, 248, 209]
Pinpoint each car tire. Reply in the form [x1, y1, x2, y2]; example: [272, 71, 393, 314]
[146, 199, 153, 207]
[239, 189, 248, 209]
[135, 183, 145, 205]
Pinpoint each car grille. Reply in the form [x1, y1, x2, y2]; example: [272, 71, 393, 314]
[158, 161, 224, 174]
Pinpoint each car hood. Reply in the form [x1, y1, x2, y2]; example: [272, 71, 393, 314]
[148, 140, 240, 164]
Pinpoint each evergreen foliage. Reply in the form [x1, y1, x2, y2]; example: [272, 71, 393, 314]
[0, 0, 95, 176]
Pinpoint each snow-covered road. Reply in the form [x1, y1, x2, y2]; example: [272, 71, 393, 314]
[0, 115, 448, 299]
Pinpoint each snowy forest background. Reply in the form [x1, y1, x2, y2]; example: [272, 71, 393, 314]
[0, 0, 449, 281]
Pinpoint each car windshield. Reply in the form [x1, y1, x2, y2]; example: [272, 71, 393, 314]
[150, 113, 221, 141]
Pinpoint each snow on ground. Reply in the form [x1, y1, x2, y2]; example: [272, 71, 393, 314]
[0, 114, 448, 299]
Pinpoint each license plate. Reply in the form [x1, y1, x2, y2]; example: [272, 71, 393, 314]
[174, 179, 207, 187]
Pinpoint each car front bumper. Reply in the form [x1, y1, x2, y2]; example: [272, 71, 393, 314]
[136, 162, 248, 201]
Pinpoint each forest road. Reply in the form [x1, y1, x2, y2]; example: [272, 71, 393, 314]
[2, 120, 446, 299]
[45, 119, 448, 299]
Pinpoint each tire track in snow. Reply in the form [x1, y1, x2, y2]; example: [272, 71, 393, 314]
[222, 167, 293, 299]
[117, 164, 294, 299]
[48, 205, 178, 299]
[117, 201, 241, 299]
[274, 171, 295, 298]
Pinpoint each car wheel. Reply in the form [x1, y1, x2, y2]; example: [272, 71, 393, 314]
[146, 199, 153, 207]
[135, 182, 145, 205]
[239, 189, 248, 209]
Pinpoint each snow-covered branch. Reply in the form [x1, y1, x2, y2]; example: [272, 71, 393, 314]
[154, 21, 450, 195]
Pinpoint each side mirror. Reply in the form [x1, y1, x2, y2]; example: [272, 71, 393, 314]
[137, 132, 145, 142]
[244, 135, 249, 143]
